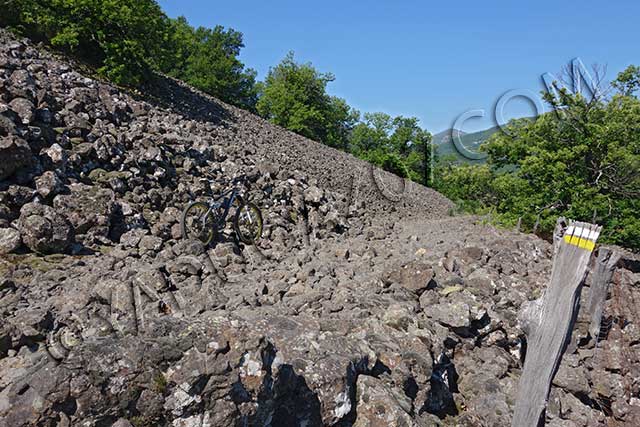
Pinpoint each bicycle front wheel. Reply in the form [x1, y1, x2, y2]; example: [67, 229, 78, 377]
[181, 201, 215, 245]
[234, 202, 263, 245]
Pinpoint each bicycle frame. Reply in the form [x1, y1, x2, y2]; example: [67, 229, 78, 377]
[202, 187, 242, 227]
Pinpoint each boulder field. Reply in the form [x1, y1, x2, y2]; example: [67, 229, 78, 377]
[0, 29, 639, 426]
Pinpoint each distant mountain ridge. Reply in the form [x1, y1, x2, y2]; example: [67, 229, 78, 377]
[432, 125, 500, 163]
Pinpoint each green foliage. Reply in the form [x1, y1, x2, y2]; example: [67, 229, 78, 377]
[362, 149, 411, 178]
[612, 65, 640, 97]
[435, 66, 640, 250]
[164, 17, 258, 110]
[350, 113, 432, 185]
[257, 52, 359, 149]
[350, 113, 394, 154]
[152, 371, 168, 394]
[434, 163, 497, 211]
[1, 0, 257, 107]
[256, 55, 433, 183]
[2, 0, 170, 85]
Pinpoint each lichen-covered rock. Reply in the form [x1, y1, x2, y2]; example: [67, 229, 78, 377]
[34, 170, 65, 199]
[0, 135, 32, 180]
[17, 202, 74, 253]
[353, 375, 415, 427]
[0, 227, 21, 254]
[384, 260, 435, 295]
[0, 28, 635, 427]
[8, 97, 35, 124]
[53, 183, 115, 238]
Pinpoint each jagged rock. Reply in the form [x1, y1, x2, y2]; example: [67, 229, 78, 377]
[53, 183, 116, 238]
[0, 185, 35, 221]
[0, 135, 32, 180]
[0, 227, 21, 254]
[384, 261, 435, 295]
[303, 185, 323, 204]
[7, 69, 36, 100]
[0, 114, 18, 136]
[41, 142, 67, 170]
[34, 171, 64, 199]
[423, 298, 470, 328]
[353, 375, 415, 427]
[167, 255, 203, 276]
[0, 28, 634, 427]
[139, 235, 164, 253]
[17, 202, 74, 253]
[383, 304, 414, 331]
[133, 268, 168, 293]
[8, 97, 35, 124]
[119, 228, 148, 247]
[552, 355, 590, 395]
[135, 389, 164, 421]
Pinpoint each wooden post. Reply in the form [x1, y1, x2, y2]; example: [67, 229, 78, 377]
[512, 220, 601, 427]
[586, 248, 621, 341]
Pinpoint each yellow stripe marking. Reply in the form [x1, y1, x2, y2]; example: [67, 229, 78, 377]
[563, 234, 596, 251]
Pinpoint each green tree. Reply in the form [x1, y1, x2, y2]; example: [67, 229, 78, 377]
[435, 66, 640, 250]
[164, 17, 259, 110]
[1, 1, 258, 107]
[389, 116, 432, 185]
[349, 113, 393, 154]
[2, 0, 171, 85]
[349, 113, 432, 185]
[257, 52, 358, 149]
[612, 65, 640, 97]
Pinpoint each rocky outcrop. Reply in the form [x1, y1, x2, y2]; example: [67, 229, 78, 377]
[0, 28, 638, 427]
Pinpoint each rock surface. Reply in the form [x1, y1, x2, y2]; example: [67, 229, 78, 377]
[0, 227, 21, 254]
[17, 202, 74, 253]
[0, 28, 638, 427]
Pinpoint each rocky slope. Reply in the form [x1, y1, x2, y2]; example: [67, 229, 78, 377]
[0, 29, 639, 427]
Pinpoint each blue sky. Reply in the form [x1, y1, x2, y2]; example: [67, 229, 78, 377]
[158, 0, 639, 133]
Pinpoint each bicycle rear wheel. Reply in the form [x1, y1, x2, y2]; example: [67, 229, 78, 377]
[181, 201, 215, 245]
[234, 202, 263, 245]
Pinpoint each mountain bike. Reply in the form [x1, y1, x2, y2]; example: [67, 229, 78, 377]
[181, 176, 263, 245]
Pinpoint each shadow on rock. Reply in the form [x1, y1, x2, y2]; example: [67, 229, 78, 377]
[247, 361, 323, 427]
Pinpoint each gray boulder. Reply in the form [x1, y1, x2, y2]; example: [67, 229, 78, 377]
[353, 375, 415, 427]
[17, 202, 74, 253]
[384, 261, 435, 295]
[0, 135, 32, 180]
[8, 97, 35, 124]
[35, 171, 65, 199]
[8, 69, 36, 99]
[0, 227, 21, 254]
[303, 185, 323, 204]
[53, 183, 116, 238]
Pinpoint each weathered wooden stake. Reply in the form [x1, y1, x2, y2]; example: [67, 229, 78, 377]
[512, 219, 601, 427]
[586, 248, 621, 341]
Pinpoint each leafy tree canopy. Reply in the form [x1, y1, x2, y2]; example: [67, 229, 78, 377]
[435, 66, 640, 250]
[256, 52, 359, 149]
[165, 17, 258, 110]
[1, 0, 258, 108]
[351, 113, 432, 185]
